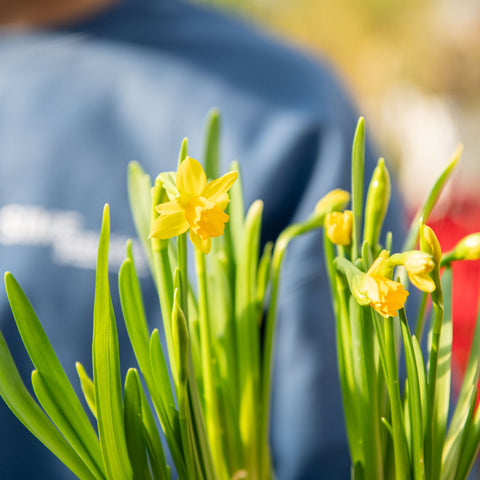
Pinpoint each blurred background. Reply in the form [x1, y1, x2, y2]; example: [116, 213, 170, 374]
[198, 0, 480, 213]
[198, 0, 480, 383]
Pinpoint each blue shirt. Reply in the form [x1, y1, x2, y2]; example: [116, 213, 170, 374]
[0, 0, 406, 478]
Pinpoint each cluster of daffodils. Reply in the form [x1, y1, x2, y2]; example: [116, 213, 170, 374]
[1, 114, 480, 480]
[0, 111, 347, 480]
[322, 119, 480, 480]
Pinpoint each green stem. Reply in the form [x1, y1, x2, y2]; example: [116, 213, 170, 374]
[152, 245, 175, 370]
[384, 316, 410, 480]
[194, 249, 224, 477]
[260, 216, 323, 474]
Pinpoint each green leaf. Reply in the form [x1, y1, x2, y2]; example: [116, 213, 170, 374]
[431, 269, 453, 480]
[4, 272, 105, 479]
[136, 372, 171, 480]
[203, 108, 220, 180]
[224, 161, 244, 265]
[149, 329, 176, 421]
[235, 200, 263, 476]
[441, 385, 475, 480]
[124, 369, 151, 480]
[403, 145, 462, 251]
[147, 329, 188, 478]
[92, 204, 132, 480]
[351, 117, 365, 261]
[178, 137, 189, 167]
[127, 161, 153, 268]
[0, 331, 98, 480]
[119, 253, 151, 376]
[454, 402, 480, 480]
[76, 362, 97, 418]
[399, 310, 425, 480]
[411, 336, 428, 439]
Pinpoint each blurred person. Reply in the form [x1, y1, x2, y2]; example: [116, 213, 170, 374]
[0, 0, 407, 478]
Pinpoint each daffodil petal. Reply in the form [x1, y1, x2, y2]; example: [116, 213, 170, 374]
[212, 192, 229, 210]
[176, 156, 207, 197]
[409, 274, 436, 293]
[189, 230, 211, 254]
[149, 212, 189, 239]
[155, 200, 183, 215]
[202, 171, 238, 202]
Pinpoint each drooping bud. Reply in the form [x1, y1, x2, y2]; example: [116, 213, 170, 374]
[315, 189, 351, 215]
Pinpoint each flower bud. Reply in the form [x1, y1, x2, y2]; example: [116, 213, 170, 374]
[420, 224, 442, 267]
[389, 250, 436, 293]
[315, 189, 350, 215]
[363, 158, 391, 247]
[443, 232, 480, 264]
[325, 210, 353, 246]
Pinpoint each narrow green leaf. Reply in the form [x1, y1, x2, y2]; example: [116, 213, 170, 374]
[454, 402, 480, 480]
[224, 161, 244, 265]
[92, 204, 132, 480]
[403, 145, 462, 251]
[4, 272, 105, 478]
[149, 329, 176, 418]
[30, 370, 105, 480]
[178, 137, 189, 167]
[124, 369, 151, 480]
[431, 269, 453, 480]
[135, 372, 171, 480]
[119, 254, 151, 376]
[348, 300, 383, 479]
[0, 331, 98, 480]
[127, 161, 153, 268]
[351, 117, 365, 261]
[76, 362, 97, 419]
[235, 200, 263, 477]
[441, 385, 475, 480]
[203, 108, 220, 180]
[399, 310, 425, 480]
[411, 336, 428, 439]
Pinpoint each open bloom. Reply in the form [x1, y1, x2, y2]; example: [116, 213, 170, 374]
[362, 250, 409, 318]
[325, 210, 353, 246]
[335, 253, 408, 318]
[149, 156, 238, 254]
[361, 274, 409, 318]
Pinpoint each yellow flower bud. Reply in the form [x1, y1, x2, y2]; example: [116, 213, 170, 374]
[403, 251, 436, 293]
[315, 189, 350, 215]
[448, 233, 480, 261]
[420, 224, 442, 266]
[325, 210, 353, 246]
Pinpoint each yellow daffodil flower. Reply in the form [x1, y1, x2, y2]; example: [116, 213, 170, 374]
[361, 274, 409, 318]
[362, 250, 409, 318]
[336, 252, 409, 318]
[149, 156, 238, 254]
[325, 210, 353, 246]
